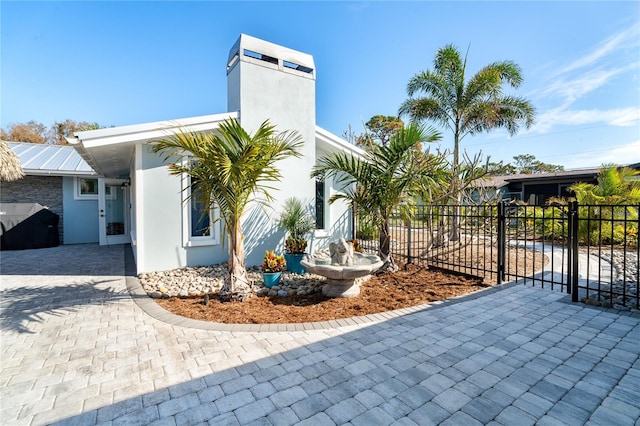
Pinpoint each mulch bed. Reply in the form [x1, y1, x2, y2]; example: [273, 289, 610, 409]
[155, 264, 489, 324]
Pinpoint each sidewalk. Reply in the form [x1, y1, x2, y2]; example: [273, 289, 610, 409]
[1, 244, 638, 425]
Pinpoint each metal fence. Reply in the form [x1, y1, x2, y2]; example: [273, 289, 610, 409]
[358, 202, 639, 310]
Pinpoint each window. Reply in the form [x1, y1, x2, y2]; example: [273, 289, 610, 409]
[283, 60, 314, 75]
[243, 49, 278, 65]
[315, 180, 325, 229]
[190, 180, 210, 237]
[74, 177, 98, 200]
[182, 174, 219, 247]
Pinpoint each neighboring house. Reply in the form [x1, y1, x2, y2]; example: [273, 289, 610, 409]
[1, 142, 100, 244]
[470, 164, 640, 205]
[68, 34, 363, 274]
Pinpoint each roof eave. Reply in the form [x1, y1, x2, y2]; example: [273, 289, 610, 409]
[315, 126, 364, 157]
[23, 169, 99, 177]
[69, 112, 238, 178]
[67, 138, 106, 176]
[73, 112, 238, 147]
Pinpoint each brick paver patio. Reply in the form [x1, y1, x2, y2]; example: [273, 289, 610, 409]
[1, 244, 638, 425]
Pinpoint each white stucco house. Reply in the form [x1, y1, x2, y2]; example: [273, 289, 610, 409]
[68, 34, 363, 274]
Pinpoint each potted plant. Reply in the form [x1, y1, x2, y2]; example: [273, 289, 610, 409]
[278, 197, 315, 274]
[261, 250, 286, 288]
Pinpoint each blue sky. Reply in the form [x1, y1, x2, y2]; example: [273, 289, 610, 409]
[2, 1, 639, 169]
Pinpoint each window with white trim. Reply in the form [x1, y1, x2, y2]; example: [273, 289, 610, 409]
[74, 177, 99, 200]
[315, 179, 326, 230]
[183, 174, 220, 247]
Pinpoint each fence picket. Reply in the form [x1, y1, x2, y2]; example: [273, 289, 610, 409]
[357, 201, 639, 309]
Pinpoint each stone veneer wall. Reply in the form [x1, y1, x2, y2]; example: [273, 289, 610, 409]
[0, 176, 64, 243]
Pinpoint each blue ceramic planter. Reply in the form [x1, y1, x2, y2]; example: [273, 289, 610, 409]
[262, 272, 282, 288]
[284, 253, 306, 275]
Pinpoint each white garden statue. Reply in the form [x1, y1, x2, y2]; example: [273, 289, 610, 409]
[301, 238, 383, 298]
[329, 238, 354, 266]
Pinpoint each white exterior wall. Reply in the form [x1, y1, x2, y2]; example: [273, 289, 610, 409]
[309, 147, 353, 254]
[227, 35, 318, 266]
[135, 145, 227, 273]
[129, 145, 140, 264]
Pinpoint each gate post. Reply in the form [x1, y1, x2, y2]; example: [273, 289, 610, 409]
[497, 201, 506, 284]
[351, 203, 356, 241]
[567, 201, 579, 301]
[406, 212, 412, 269]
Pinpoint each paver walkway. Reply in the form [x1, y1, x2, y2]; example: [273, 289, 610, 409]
[1, 244, 639, 425]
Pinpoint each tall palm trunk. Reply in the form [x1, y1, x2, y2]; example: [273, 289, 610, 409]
[449, 127, 461, 241]
[219, 219, 253, 302]
[378, 217, 398, 273]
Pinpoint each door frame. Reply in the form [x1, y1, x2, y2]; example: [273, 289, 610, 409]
[98, 178, 131, 245]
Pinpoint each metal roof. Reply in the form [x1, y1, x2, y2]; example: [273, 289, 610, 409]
[501, 168, 601, 182]
[6, 141, 97, 176]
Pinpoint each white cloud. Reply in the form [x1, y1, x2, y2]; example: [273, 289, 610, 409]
[533, 107, 640, 133]
[557, 25, 640, 76]
[530, 24, 640, 135]
[541, 67, 628, 105]
[563, 140, 640, 169]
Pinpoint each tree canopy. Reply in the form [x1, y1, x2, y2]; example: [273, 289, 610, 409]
[1, 119, 102, 144]
[312, 123, 446, 272]
[486, 154, 564, 175]
[399, 44, 536, 202]
[343, 115, 406, 150]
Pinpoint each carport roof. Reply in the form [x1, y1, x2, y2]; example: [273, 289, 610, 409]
[6, 141, 97, 176]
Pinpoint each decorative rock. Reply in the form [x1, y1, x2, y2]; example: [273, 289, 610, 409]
[582, 251, 638, 311]
[277, 290, 288, 297]
[140, 262, 338, 299]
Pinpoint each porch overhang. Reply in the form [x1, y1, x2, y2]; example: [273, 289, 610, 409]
[69, 112, 238, 178]
[315, 126, 364, 157]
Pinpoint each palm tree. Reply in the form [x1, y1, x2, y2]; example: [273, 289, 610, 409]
[570, 164, 640, 205]
[569, 164, 640, 246]
[153, 118, 304, 301]
[399, 44, 535, 237]
[311, 123, 445, 272]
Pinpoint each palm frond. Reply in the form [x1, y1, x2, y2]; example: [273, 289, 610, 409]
[153, 117, 304, 247]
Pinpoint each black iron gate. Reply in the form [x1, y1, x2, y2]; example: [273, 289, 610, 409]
[360, 202, 639, 310]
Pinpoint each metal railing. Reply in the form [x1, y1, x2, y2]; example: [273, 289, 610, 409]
[358, 202, 639, 310]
